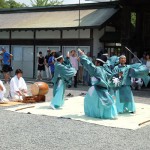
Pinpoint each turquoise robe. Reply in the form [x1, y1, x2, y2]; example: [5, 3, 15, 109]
[51, 62, 76, 108]
[63, 57, 72, 87]
[104, 56, 119, 96]
[80, 55, 118, 119]
[107, 56, 119, 70]
[113, 63, 149, 113]
[103, 63, 115, 97]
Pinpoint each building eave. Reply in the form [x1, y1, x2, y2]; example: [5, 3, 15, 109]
[0, 1, 119, 14]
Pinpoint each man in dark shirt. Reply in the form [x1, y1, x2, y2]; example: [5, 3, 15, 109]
[45, 49, 51, 80]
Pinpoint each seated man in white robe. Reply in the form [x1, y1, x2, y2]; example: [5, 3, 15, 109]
[10, 69, 28, 101]
[0, 80, 7, 102]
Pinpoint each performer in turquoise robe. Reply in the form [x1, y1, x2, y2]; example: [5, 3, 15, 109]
[107, 55, 119, 71]
[50, 52, 76, 109]
[79, 50, 118, 119]
[103, 55, 119, 97]
[63, 56, 72, 88]
[112, 55, 149, 113]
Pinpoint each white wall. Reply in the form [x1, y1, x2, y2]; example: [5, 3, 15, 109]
[93, 28, 104, 57]
[11, 45, 34, 78]
[80, 29, 90, 38]
[63, 29, 90, 39]
[0, 45, 9, 51]
[0, 31, 9, 39]
[11, 31, 34, 39]
[36, 30, 60, 39]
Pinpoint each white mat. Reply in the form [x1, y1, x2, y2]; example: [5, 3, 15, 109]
[6, 96, 150, 130]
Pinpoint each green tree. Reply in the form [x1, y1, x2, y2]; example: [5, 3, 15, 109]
[0, 0, 8, 8]
[30, 0, 63, 7]
[6, 0, 27, 8]
[131, 12, 136, 27]
[0, 0, 26, 9]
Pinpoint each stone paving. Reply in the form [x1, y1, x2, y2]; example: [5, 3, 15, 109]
[0, 80, 150, 150]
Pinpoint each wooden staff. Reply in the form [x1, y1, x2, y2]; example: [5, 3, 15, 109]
[125, 47, 142, 63]
[15, 106, 35, 111]
[139, 120, 150, 126]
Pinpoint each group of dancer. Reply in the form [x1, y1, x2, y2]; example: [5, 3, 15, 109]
[0, 47, 149, 120]
[49, 49, 149, 119]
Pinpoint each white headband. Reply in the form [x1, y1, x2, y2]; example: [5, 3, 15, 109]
[55, 55, 63, 60]
[96, 58, 106, 64]
[103, 53, 108, 56]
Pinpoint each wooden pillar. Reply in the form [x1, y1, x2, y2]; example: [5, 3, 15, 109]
[33, 30, 36, 79]
[9, 30, 12, 70]
[136, 10, 144, 56]
[121, 6, 131, 62]
[9, 30, 12, 53]
[90, 28, 93, 57]
[60, 30, 63, 53]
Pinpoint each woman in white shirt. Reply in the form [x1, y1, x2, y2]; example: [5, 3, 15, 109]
[10, 69, 27, 101]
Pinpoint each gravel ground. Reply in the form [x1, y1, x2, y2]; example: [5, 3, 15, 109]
[0, 81, 150, 150]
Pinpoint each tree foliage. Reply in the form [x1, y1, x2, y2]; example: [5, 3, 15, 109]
[0, 0, 63, 9]
[30, 0, 63, 7]
[0, 0, 26, 9]
[131, 12, 136, 27]
[0, 0, 8, 8]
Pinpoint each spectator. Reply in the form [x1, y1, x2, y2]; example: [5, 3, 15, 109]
[131, 78, 143, 90]
[48, 50, 56, 78]
[140, 52, 147, 65]
[78, 50, 84, 84]
[83, 52, 92, 86]
[37, 51, 45, 80]
[146, 53, 150, 73]
[1, 47, 13, 84]
[131, 52, 140, 64]
[45, 49, 52, 80]
[130, 52, 143, 90]
[70, 50, 79, 88]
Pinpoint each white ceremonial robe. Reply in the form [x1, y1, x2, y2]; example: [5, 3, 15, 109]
[0, 80, 6, 101]
[10, 76, 27, 100]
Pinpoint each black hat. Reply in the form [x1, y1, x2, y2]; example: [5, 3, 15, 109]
[102, 49, 108, 56]
[55, 52, 63, 60]
[96, 55, 107, 64]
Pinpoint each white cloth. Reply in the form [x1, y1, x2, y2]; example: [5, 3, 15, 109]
[70, 56, 78, 71]
[10, 75, 27, 99]
[37, 70, 43, 79]
[112, 77, 121, 87]
[0, 80, 6, 100]
[45, 65, 52, 79]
